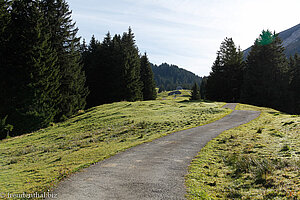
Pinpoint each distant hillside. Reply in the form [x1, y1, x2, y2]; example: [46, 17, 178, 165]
[151, 63, 202, 91]
[244, 23, 300, 58]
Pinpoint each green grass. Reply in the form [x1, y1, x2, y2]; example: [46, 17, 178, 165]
[0, 93, 230, 198]
[156, 89, 191, 101]
[186, 103, 300, 200]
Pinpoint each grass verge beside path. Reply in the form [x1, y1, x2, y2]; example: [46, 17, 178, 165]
[186, 103, 300, 200]
[0, 93, 230, 198]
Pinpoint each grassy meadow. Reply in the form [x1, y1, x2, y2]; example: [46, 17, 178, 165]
[186, 104, 300, 199]
[0, 90, 230, 198]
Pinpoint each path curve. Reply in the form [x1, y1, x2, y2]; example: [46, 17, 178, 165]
[49, 104, 260, 200]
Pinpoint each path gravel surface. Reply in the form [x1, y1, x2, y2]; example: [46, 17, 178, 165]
[49, 103, 260, 200]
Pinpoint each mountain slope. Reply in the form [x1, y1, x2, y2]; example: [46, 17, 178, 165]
[244, 23, 300, 58]
[151, 63, 202, 91]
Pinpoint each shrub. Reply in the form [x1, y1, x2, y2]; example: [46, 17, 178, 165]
[0, 115, 14, 139]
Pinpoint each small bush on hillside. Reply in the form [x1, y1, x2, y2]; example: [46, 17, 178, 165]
[0, 115, 13, 139]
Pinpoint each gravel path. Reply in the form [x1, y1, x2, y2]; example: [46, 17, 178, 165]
[49, 103, 260, 200]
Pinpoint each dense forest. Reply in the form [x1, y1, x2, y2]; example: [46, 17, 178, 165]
[0, 0, 88, 137]
[202, 30, 300, 114]
[81, 31, 156, 108]
[0, 0, 156, 139]
[151, 63, 202, 91]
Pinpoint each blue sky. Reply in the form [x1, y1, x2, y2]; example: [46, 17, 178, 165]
[68, 0, 300, 76]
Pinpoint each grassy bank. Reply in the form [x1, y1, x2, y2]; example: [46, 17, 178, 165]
[186, 104, 300, 199]
[0, 91, 230, 198]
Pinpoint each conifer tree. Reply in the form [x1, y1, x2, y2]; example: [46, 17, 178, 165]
[206, 38, 244, 102]
[140, 53, 157, 100]
[83, 35, 102, 107]
[83, 28, 145, 106]
[83, 33, 124, 107]
[289, 54, 300, 114]
[206, 53, 222, 100]
[0, 0, 9, 47]
[121, 27, 143, 101]
[200, 76, 208, 99]
[1, 0, 61, 134]
[0, 0, 10, 109]
[241, 30, 288, 110]
[110, 34, 125, 101]
[190, 83, 201, 100]
[40, 0, 88, 121]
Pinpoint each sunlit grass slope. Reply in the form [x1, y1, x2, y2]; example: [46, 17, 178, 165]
[156, 89, 191, 100]
[186, 104, 300, 200]
[0, 92, 230, 198]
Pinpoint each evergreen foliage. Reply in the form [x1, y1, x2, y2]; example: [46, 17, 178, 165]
[121, 28, 143, 101]
[82, 28, 151, 107]
[140, 53, 157, 100]
[206, 38, 244, 102]
[204, 30, 299, 114]
[190, 83, 201, 100]
[40, 0, 88, 121]
[151, 63, 202, 91]
[256, 30, 276, 46]
[0, 0, 61, 134]
[0, 0, 10, 112]
[0, 0, 88, 136]
[0, 115, 13, 139]
[200, 76, 208, 99]
[288, 54, 300, 114]
[241, 30, 289, 111]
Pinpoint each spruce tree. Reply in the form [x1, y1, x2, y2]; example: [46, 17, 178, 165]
[121, 27, 143, 101]
[83, 28, 145, 106]
[0, 0, 9, 47]
[0, 0, 10, 111]
[190, 83, 200, 100]
[200, 76, 208, 99]
[206, 53, 222, 100]
[241, 30, 288, 110]
[110, 34, 125, 101]
[40, 0, 88, 121]
[1, 0, 61, 134]
[140, 53, 157, 100]
[206, 38, 244, 102]
[83, 35, 102, 107]
[289, 54, 300, 114]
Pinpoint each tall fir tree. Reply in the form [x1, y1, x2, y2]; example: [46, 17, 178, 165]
[206, 38, 244, 102]
[110, 34, 125, 101]
[40, 0, 88, 121]
[83, 33, 125, 107]
[289, 54, 300, 114]
[121, 27, 143, 101]
[0, 0, 9, 48]
[0, 0, 61, 134]
[0, 0, 10, 109]
[190, 83, 201, 100]
[140, 53, 157, 100]
[200, 76, 208, 99]
[83, 35, 102, 107]
[241, 30, 289, 110]
[82, 28, 149, 107]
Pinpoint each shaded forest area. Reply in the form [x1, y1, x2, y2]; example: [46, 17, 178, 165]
[81, 31, 156, 108]
[202, 31, 300, 114]
[0, 0, 156, 138]
[0, 0, 88, 137]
